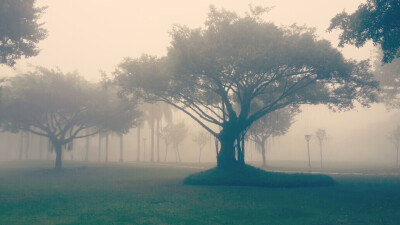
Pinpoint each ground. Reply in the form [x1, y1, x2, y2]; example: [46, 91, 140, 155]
[0, 161, 400, 225]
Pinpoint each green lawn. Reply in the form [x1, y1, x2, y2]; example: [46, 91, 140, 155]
[0, 161, 399, 225]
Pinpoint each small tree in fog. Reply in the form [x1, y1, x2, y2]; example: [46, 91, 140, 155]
[389, 125, 400, 168]
[192, 131, 209, 163]
[160, 124, 172, 162]
[162, 122, 187, 162]
[247, 108, 295, 167]
[1, 67, 138, 170]
[315, 128, 327, 168]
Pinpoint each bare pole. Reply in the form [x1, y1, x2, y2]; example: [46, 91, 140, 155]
[305, 135, 312, 172]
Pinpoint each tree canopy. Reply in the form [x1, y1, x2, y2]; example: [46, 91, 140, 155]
[0, 0, 47, 66]
[329, 0, 400, 63]
[116, 7, 378, 169]
[1, 67, 139, 169]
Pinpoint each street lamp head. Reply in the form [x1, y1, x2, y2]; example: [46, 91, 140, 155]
[305, 134, 312, 141]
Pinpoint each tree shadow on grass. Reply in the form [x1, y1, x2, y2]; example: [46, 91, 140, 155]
[183, 164, 336, 188]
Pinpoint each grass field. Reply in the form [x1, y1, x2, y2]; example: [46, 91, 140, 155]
[0, 161, 400, 225]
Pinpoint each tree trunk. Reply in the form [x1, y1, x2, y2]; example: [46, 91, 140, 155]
[119, 134, 124, 162]
[164, 145, 168, 162]
[19, 132, 23, 160]
[105, 133, 109, 163]
[237, 134, 245, 165]
[261, 140, 267, 168]
[98, 134, 102, 161]
[150, 110, 155, 162]
[214, 136, 219, 156]
[397, 145, 399, 169]
[143, 139, 146, 162]
[176, 147, 181, 162]
[217, 129, 238, 169]
[85, 136, 90, 162]
[47, 138, 51, 160]
[156, 119, 160, 162]
[24, 132, 29, 160]
[319, 141, 323, 168]
[39, 136, 43, 160]
[137, 126, 141, 162]
[54, 141, 63, 170]
[198, 147, 202, 163]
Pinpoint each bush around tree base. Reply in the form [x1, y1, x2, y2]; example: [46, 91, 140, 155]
[183, 164, 336, 188]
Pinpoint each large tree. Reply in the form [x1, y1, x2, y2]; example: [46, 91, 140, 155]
[0, 0, 47, 66]
[116, 7, 378, 170]
[247, 108, 296, 167]
[329, 0, 400, 63]
[1, 67, 138, 170]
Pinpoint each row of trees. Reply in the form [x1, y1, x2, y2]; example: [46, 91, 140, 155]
[3, 1, 400, 174]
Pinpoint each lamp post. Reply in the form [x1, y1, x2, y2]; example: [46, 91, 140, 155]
[305, 134, 312, 171]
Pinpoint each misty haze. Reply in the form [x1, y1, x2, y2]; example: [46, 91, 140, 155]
[0, 0, 399, 224]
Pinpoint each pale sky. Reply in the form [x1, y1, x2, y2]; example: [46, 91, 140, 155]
[1, 0, 372, 81]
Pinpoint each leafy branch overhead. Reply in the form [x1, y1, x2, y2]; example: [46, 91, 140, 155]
[0, 0, 47, 66]
[329, 0, 400, 63]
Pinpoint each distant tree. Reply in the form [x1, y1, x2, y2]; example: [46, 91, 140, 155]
[141, 103, 155, 162]
[160, 124, 172, 162]
[160, 123, 171, 162]
[315, 128, 327, 168]
[140, 102, 171, 163]
[116, 7, 378, 171]
[0, 0, 47, 66]
[142, 102, 171, 163]
[192, 131, 209, 163]
[389, 125, 400, 168]
[329, 0, 400, 63]
[136, 121, 142, 162]
[154, 102, 172, 162]
[97, 74, 140, 163]
[1, 67, 138, 170]
[162, 122, 187, 162]
[247, 108, 295, 167]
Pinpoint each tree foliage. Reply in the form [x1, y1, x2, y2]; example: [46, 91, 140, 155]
[373, 51, 400, 108]
[0, 0, 47, 66]
[116, 7, 378, 168]
[329, 0, 400, 63]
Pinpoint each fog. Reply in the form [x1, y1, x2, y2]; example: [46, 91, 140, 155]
[0, 0, 398, 169]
